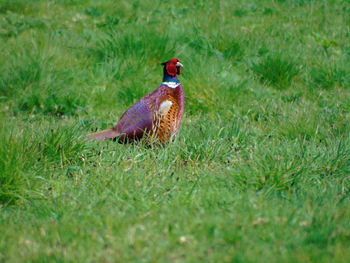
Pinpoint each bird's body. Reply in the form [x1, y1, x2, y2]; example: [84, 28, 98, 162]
[86, 58, 184, 143]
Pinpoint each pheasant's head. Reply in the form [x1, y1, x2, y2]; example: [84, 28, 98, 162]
[161, 58, 183, 77]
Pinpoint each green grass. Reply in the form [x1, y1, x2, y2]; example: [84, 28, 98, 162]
[0, 0, 350, 262]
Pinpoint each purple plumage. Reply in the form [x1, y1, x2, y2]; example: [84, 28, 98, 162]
[85, 58, 184, 143]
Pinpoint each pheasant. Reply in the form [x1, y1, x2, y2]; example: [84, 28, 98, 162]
[85, 58, 184, 143]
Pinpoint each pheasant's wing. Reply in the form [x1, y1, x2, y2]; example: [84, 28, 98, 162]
[115, 100, 153, 141]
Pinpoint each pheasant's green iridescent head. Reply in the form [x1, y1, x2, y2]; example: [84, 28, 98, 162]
[161, 58, 183, 77]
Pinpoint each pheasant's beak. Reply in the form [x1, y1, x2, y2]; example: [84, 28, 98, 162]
[176, 62, 184, 68]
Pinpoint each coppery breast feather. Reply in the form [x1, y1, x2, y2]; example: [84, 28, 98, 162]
[152, 96, 180, 142]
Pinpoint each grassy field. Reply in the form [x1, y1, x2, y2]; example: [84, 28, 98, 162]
[0, 0, 350, 262]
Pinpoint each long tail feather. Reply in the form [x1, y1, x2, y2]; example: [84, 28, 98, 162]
[85, 129, 119, 141]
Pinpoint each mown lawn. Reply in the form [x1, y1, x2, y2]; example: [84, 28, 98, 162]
[0, 0, 350, 262]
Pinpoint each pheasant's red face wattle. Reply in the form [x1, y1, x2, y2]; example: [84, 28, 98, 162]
[164, 58, 182, 77]
[166, 63, 177, 77]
